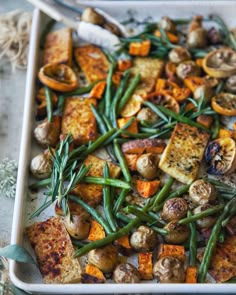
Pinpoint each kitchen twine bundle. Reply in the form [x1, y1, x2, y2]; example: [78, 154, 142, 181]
[0, 9, 32, 71]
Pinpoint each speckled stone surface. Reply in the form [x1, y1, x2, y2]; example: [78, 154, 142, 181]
[0, 0, 33, 248]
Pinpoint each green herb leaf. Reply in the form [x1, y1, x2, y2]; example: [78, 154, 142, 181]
[0, 245, 35, 264]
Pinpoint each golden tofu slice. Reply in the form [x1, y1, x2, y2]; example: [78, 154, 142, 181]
[61, 97, 97, 145]
[159, 123, 209, 184]
[74, 45, 109, 83]
[42, 28, 72, 66]
[131, 57, 164, 96]
[72, 155, 121, 207]
[25, 217, 82, 284]
[198, 236, 236, 282]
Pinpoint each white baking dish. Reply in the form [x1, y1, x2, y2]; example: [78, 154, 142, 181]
[9, 1, 236, 293]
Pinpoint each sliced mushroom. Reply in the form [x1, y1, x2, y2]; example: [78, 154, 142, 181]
[30, 152, 52, 179]
[168, 47, 191, 64]
[162, 198, 188, 222]
[189, 179, 217, 205]
[159, 16, 176, 33]
[113, 263, 140, 283]
[88, 244, 118, 273]
[164, 220, 189, 244]
[130, 225, 158, 252]
[176, 61, 201, 80]
[153, 256, 185, 283]
[136, 153, 159, 180]
[225, 75, 236, 93]
[193, 204, 218, 229]
[137, 108, 158, 124]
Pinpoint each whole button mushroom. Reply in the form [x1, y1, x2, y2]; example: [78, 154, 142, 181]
[113, 263, 140, 283]
[63, 214, 90, 240]
[193, 204, 218, 229]
[187, 27, 207, 48]
[153, 256, 185, 283]
[30, 152, 52, 179]
[159, 16, 176, 33]
[189, 179, 217, 205]
[88, 244, 118, 273]
[130, 225, 158, 252]
[136, 153, 159, 180]
[161, 198, 188, 222]
[164, 220, 190, 244]
[225, 75, 236, 93]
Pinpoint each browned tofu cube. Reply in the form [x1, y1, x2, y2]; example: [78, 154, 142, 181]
[74, 45, 109, 83]
[61, 97, 97, 145]
[25, 217, 82, 284]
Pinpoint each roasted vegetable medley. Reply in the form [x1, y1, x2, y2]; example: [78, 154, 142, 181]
[27, 11, 236, 285]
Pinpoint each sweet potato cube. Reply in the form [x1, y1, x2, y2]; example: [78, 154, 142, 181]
[136, 179, 160, 198]
[219, 128, 236, 140]
[89, 81, 106, 99]
[115, 235, 133, 256]
[118, 59, 132, 71]
[117, 117, 138, 137]
[157, 244, 185, 261]
[185, 266, 197, 283]
[124, 154, 140, 171]
[82, 264, 105, 283]
[196, 115, 213, 129]
[88, 220, 106, 241]
[129, 40, 151, 57]
[154, 30, 179, 43]
[138, 252, 153, 280]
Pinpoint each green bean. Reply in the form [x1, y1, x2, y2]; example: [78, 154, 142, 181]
[125, 206, 154, 223]
[151, 177, 174, 211]
[84, 176, 130, 189]
[122, 131, 150, 139]
[29, 178, 51, 190]
[105, 64, 115, 117]
[221, 200, 236, 227]
[198, 197, 236, 283]
[110, 70, 131, 128]
[98, 98, 105, 114]
[117, 73, 141, 114]
[74, 217, 141, 257]
[151, 226, 168, 235]
[102, 115, 113, 131]
[103, 164, 117, 232]
[218, 231, 225, 243]
[113, 139, 131, 182]
[149, 128, 172, 139]
[179, 204, 224, 225]
[156, 105, 211, 133]
[69, 195, 112, 234]
[139, 127, 158, 134]
[114, 188, 129, 214]
[39, 19, 56, 49]
[143, 101, 168, 122]
[212, 114, 220, 139]
[188, 211, 197, 266]
[56, 95, 66, 117]
[103, 117, 135, 146]
[44, 86, 53, 122]
[153, 184, 190, 212]
[90, 104, 107, 134]
[65, 80, 102, 96]
[116, 212, 132, 223]
[72, 239, 86, 248]
[81, 129, 116, 157]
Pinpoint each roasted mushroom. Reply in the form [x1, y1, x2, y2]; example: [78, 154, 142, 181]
[136, 153, 159, 180]
[34, 117, 60, 147]
[159, 16, 176, 33]
[113, 263, 140, 283]
[189, 179, 217, 205]
[225, 75, 236, 93]
[176, 61, 201, 80]
[137, 107, 158, 124]
[153, 256, 185, 283]
[207, 27, 222, 45]
[193, 204, 218, 229]
[164, 220, 189, 244]
[187, 27, 207, 48]
[81, 8, 105, 25]
[193, 84, 213, 102]
[63, 214, 90, 240]
[205, 138, 236, 175]
[88, 244, 118, 273]
[130, 225, 158, 252]
[162, 198, 188, 222]
[30, 152, 52, 179]
[169, 47, 191, 64]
